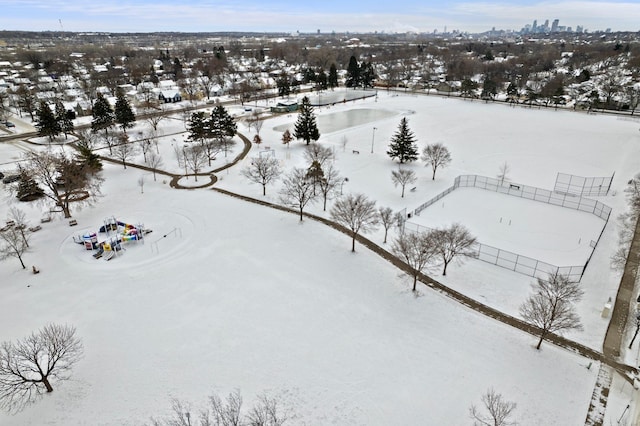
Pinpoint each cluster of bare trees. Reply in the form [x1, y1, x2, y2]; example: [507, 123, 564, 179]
[0, 324, 83, 413]
[275, 144, 343, 217]
[149, 389, 294, 426]
[388, 142, 451, 198]
[391, 223, 477, 291]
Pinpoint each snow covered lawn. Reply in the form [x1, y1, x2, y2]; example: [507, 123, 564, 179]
[0, 167, 599, 425]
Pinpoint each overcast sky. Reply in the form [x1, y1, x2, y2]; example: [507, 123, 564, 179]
[0, 0, 638, 34]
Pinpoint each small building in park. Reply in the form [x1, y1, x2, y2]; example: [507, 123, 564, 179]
[270, 100, 298, 113]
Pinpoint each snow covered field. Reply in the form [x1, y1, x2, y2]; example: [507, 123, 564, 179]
[1, 91, 640, 424]
[410, 187, 605, 266]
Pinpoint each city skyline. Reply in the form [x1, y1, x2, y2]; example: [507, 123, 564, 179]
[0, 0, 638, 34]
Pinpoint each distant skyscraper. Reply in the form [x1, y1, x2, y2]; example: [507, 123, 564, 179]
[551, 19, 559, 32]
[543, 19, 549, 30]
[576, 25, 584, 33]
[532, 20, 537, 31]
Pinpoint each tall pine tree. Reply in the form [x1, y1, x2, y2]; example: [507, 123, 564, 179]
[209, 105, 236, 143]
[55, 99, 74, 139]
[115, 91, 136, 133]
[346, 56, 360, 88]
[328, 63, 339, 89]
[293, 96, 320, 145]
[387, 117, 418, 164]
[36, 102, 60, 142]
[91, 93, 115, 136]
[209, 105, 237, 156]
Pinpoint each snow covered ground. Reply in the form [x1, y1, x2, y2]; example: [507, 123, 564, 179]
[1, 91, 640, 424]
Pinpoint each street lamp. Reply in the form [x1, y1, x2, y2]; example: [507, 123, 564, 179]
[340, 177, 349, 195]
[370, 127, 377, 153]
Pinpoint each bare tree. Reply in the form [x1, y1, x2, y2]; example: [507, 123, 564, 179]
[469, 388, 517, 426]
[279, 168, 317, 221]
[138, 175, 145, 194]
[330, 193, 379, 252]
[138, 132, 154, 164]
[303, 144, 334, 167]
[113, 133, 138, 169]
[378, 206, 395, 243]
[520, 272, 583, 350]
[391, 231, 437, 291]
[281, 129, 293, 148]
[317, 163, 341, 211]
[340, 135, 348, 152]
[628, 312, 640, 349]
[183, 145, 208, 182]
[8, 207, 29, 247]
[146, 107, 167, 133]
[431, 223, 476, 275]
[246, 393, 291, 426]
[0, 324, 83, 413]
[0, 227, 30, 269]
[391, 169, 417, 198]
[149, 389, 293, 426]
[147, 152, 164, 182]
[209, 389, 243, 425]
[497, 162, 511, 185]
[101, 132, 118, 155]
[421, 143, 452, 180]
[241, 156, 282, 196]
[23, 150, 103, 218]
[250, 110, 265, 135]
[201, 140, 223, 167]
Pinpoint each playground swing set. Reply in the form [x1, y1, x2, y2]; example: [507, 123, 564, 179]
[73, 216, 152, 261]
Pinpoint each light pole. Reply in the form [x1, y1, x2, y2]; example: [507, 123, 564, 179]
[370, 127, 377, 153]
[340, 177, 349, 195]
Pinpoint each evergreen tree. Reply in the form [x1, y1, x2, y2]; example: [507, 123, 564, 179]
[328, 63, 339, 89]
[114, 91, 136, 133]
[209, 105, 237, 156]
[346, 55, 360, 88]
[35, 102, 60, 142]
[359, 61, 375, 88]
[55, 99, 74, 139]
[16, 168, 44, 201]
[91, 93, 115, 136]
[75, 137, 103, 173]
[293, 96, 320, 145]
[209, 105, 236, 143]
[387, 117, 418, 164]
[303, 67, 316, 84]
[316, 69, 328, 90]
[481, 78, 498, 100]
[277, 72, 290, 97]
[188, 111, 208, 144]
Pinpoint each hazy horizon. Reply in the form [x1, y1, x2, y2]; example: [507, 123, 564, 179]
[0, 0, 638, 35]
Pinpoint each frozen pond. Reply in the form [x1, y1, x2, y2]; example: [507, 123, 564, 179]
[273, 108, 398, 134]
[306, 88, 376, 105]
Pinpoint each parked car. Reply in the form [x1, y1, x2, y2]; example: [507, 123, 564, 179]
[2, 121, 15, 128]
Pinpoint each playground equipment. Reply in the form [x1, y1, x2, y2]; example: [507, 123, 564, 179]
[75, 217, 150, 261]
